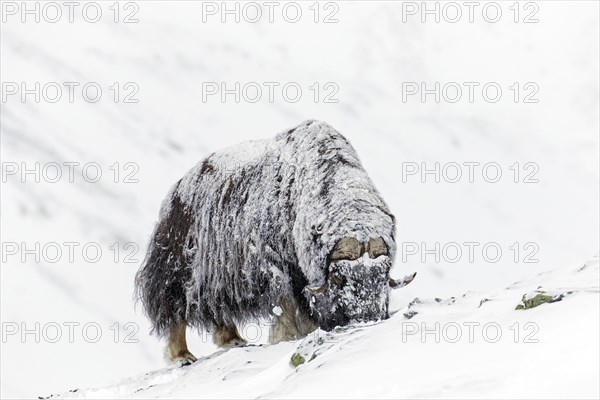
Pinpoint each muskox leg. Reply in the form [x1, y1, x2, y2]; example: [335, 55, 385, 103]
[164, 323, 197, 365]
[213, 324, 247, 348]
[270, 297, 317, 344]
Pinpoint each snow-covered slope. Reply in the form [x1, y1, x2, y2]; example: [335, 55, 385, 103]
[1, 1, 598, 398]
[48, 256, 599, 399]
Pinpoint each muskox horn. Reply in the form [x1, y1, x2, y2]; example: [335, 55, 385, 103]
[367, 237, 388, 258]
[330, 237, 362, 261]
[304, 282, 329, 295]
[389, 272, 417, 289]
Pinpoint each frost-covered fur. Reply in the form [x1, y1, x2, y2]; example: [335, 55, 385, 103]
[135, 120, 396, 338]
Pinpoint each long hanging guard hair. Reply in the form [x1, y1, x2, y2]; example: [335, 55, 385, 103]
[134, 120, 396, 337]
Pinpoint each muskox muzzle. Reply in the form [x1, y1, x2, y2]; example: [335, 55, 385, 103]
[304, 236, 416, 331]
[305, 253, 392, 331]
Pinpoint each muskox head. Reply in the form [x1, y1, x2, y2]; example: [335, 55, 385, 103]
[285, 122, 417, 330]
[304, 236, 412, 331]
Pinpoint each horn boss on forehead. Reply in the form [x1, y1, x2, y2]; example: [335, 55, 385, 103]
[330, 237, 362, 261]
[368, 237, 388, 258]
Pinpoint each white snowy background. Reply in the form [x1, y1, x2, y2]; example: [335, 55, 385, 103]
[1, 1, 598, 398]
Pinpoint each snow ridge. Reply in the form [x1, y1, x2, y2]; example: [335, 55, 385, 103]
[55, 257, 599, 399]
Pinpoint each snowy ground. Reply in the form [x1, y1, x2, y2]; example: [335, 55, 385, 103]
[1, 1, 599, 398]
[48, 256, 600, 399]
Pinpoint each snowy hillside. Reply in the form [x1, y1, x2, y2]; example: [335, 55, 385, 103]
[48, 256, 600, 399]
[1, 1, 599, 398]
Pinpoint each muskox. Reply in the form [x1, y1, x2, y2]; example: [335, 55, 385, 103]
[135, 120, 415, 364]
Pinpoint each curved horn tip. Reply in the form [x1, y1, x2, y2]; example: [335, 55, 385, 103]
[304, 283, 328, 294]
[389, 272, 417, 289]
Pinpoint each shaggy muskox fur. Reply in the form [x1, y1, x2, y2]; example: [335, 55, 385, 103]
[135, 120, 397, 360]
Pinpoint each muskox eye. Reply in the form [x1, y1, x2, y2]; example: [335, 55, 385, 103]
[368, 237, 388, 258]
[330, 237, 362, 261]
[311, 223, 324, 236]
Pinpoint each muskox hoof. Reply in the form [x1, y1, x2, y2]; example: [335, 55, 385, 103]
[213, 324, 247, 348]
[164, 348, 197, 366]
[222, 337, 247, 348]
[177, 351, 198, 366]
